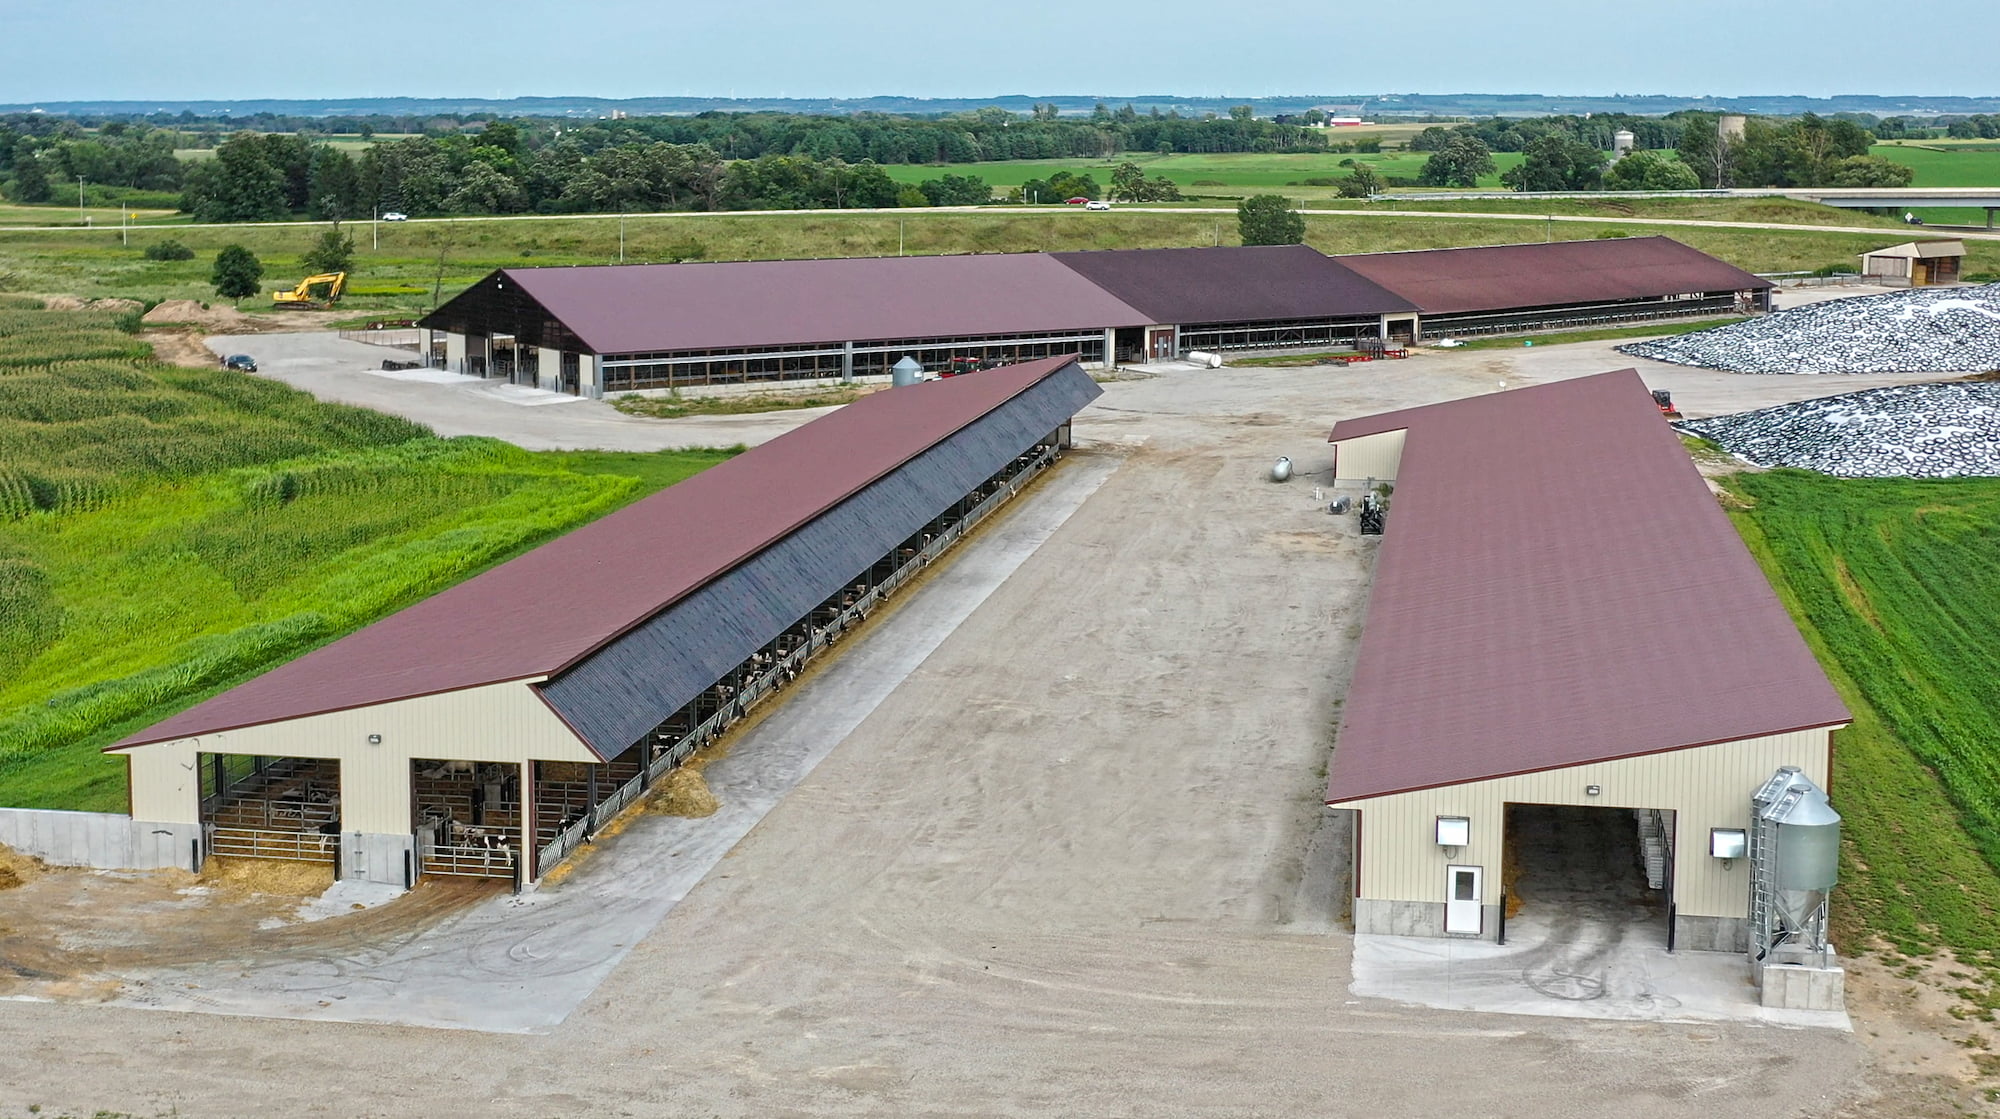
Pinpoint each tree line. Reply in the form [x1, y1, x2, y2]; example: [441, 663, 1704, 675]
[1404, 112, 1913, 192]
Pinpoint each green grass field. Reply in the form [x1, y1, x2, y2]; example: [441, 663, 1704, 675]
[0, 208, 1974, 320]
[1729, 470, 2000, 1000]
[879, 150, 1528, 198]
[0, 304, 732, 810]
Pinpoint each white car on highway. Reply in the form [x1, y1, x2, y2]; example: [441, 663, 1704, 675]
[381, 211, 409, 222]
[1084, 200, 1111, 211]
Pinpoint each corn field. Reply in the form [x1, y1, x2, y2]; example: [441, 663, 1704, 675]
[0, 305, 729, 810]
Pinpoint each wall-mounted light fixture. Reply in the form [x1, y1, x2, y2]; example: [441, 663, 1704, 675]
[367, 733, 382, 745]
[1436, 815, 1470, 848]
[1710, 827, 1747, 869]
[1585, 784, 1602, 797]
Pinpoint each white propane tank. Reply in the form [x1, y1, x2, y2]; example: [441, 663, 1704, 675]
[1270, 456, 1293, 483]
[1186, 350, 1223, 369]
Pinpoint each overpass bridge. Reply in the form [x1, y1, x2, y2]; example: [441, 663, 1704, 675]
[1381, 187, 2000, 226]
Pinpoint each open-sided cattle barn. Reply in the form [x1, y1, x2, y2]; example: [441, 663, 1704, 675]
[108, 357, 1100, 888]
[1049, 245, 1418, 358]
[1336, 237, 1774, 339]
[1325, 371, 1848, 951]
[417, 239, 1764, 397]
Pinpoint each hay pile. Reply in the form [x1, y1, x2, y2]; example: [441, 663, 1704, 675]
[1679, 382, 2000, 477]
[199, 856, 335, 897]
[651, 766, 721, 818]
[142, 299, 255, 332]
[0, 843, 45, 890]
[1621, 284, 2000, 374]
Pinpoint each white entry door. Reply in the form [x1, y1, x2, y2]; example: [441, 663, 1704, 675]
[1445, 865, 1483, 935]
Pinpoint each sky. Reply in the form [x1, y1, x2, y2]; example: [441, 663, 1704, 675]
[0, 0, 1991, 103]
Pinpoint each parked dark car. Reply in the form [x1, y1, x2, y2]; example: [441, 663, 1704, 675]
[222, 354, 258, 372]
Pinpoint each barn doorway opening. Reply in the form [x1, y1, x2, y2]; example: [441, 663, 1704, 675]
[198, 753, 341, 867]
[1502, 803, 1672, 959]
[412, 759, 525, 882]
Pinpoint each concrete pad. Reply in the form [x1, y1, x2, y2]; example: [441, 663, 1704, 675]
[478, 383, 591, 406]
[1353, 923, 1850, 1031]
[295, 880, 406, 923]
[85, 454, 1119, 1033]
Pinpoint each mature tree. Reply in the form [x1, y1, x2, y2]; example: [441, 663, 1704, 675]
[1229, 105, 1255, 122]
[301, 225, 355, 274]
[1336, 163, 1384, 198]
[182, 134, 289, 222]
[308, 146, 361, 220]
[1604, 150, 1701, 191]
[918, 173, 992, 206]
[1237, 194, 1306, 245]
[1409, 126, 1457, 152]
[1501, 134, 1607, 192]
[1828, 155, 1915, 187]
[1416, 136, 1495, 188]
[9, 141, 50, 203]
[443, 160, 526, 213]
[211, 244, 264, 303]
[1674, 113, 1734, 188]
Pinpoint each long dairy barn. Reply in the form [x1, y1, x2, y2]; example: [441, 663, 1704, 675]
[415, 239, 1770, 396]
[107, 357, 1099, 887]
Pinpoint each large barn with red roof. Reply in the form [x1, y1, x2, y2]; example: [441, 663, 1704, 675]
[108, 356, 1099, 888]
[1325, 371, 1847, 952]
[416, 239, 1768, 396]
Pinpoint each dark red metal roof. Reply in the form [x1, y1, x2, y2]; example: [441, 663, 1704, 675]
[111, 356, 1087, 751]
[493, 255, 1150, 355]
[1324, 370, 1848, 803]
[1334, 237, 1772, 315]
[1050, 245, 1417, 324]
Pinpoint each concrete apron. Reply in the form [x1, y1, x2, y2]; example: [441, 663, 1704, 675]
[87, 454, 1121, 1033]
[1352, 805, 1850, 1030]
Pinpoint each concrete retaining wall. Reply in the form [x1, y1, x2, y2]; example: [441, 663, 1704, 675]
[0, 809, 200, 872]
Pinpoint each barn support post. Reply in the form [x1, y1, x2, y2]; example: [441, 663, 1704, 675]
[841, 340, 855, 384]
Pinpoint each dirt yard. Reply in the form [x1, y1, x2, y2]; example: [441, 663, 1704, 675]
[0, 347, 1982, 1118]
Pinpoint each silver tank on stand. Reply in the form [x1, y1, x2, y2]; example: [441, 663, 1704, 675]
[1749, 766, 1841, 967]
[891, 356, 925, 387]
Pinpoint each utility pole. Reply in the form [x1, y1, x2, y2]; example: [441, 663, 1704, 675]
[619, 210, 626, 263]
[373, 206, 379, 251]
[899, 219, 905, 256]
[78, 176, 85, 219]
[121, 202, 127, 246]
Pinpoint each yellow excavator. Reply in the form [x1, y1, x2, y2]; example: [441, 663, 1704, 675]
[272, 271, 347, 309]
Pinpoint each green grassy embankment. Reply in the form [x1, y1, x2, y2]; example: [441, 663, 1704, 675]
[1727, 470, 2000, 1012]
[0, 303, 732, 811]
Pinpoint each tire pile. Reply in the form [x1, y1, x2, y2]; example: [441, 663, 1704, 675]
[1619, 284, 2000, 374]
[1678, 382, 2000, 477]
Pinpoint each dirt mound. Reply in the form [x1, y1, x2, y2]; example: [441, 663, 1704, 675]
[651, 766, 721, 818]
[143, 299, 256, 332]
[42, 295, 144, 314]
[0, 843, 46, 890]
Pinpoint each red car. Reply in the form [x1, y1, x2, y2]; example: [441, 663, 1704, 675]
[1064, 197, 1090, 205]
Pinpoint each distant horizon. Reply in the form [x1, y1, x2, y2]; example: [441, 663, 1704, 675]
[6, 91, 2000, 119]
[6, 90, 2000, 106]
[3, 0, 1993, 105]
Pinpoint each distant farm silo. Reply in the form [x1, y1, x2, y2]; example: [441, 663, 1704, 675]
[1718, 114, 1748, 142]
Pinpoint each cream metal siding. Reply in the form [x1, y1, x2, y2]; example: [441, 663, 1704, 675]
[123, 682, 598, 833]
[1332, 429, 1407, 484]
[1335, 726, 1836, 920]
